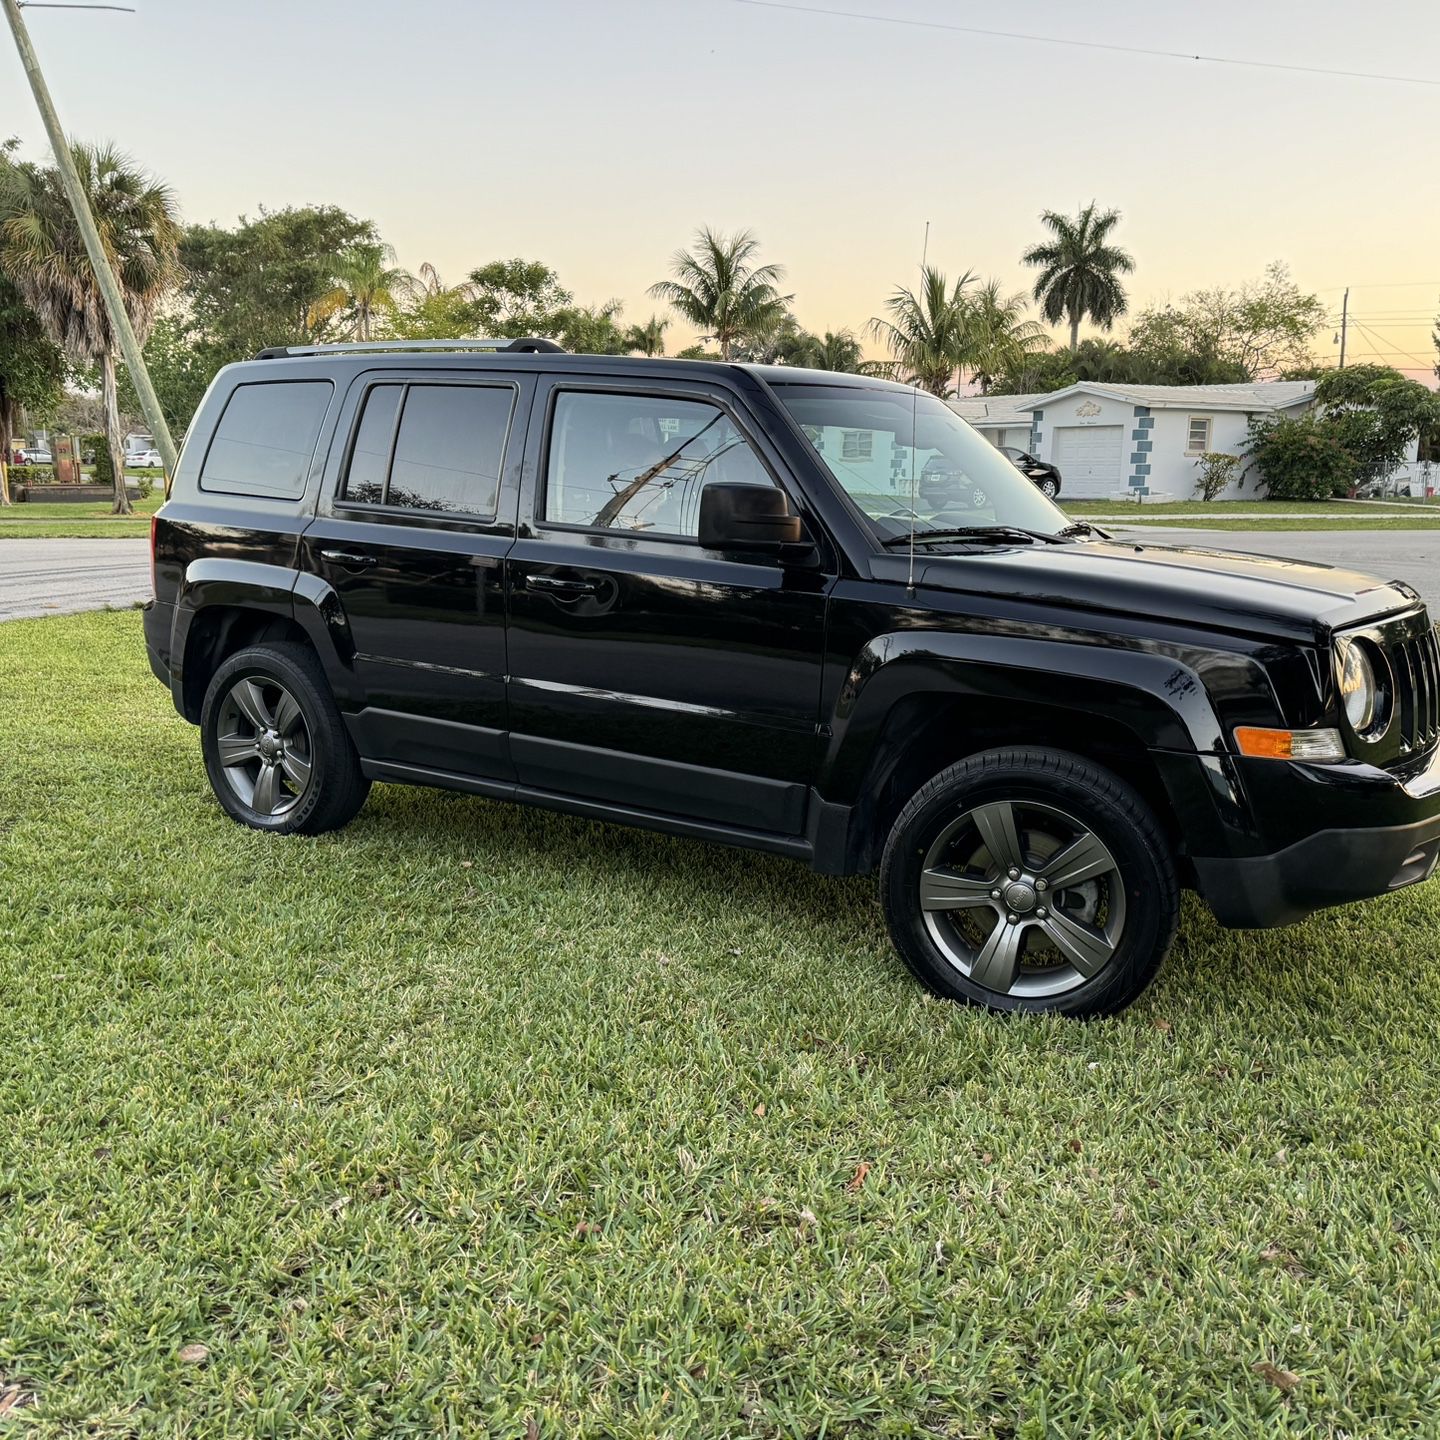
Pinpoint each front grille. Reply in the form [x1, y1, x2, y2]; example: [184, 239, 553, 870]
[1391, 623, 1440, 753]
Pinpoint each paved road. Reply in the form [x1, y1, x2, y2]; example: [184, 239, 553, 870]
[1106, 527, 1440, 609]
[0, 539, 151, 621]
[1, 530, 1437, 622]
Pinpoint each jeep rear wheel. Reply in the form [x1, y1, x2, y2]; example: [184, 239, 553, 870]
[880, 748, 1178, 1017]
[200, 642, 369, 836]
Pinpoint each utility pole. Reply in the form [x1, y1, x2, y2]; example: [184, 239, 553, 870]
[1338, 287, 1349, 369]
[3, 0, 179, 479]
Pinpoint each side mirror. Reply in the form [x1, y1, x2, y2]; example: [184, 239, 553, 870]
[698, 483, 808, 554]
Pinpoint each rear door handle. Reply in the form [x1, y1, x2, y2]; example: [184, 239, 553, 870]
[320, 549, 377, 569]
[524, 573, 600, 596]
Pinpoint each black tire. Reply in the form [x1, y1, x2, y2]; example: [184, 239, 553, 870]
[880, 747, 1179, 1017]
[200, 641, 369, 836]
[1037, 477, 1059, 499]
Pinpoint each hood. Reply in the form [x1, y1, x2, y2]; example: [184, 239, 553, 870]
[900, 538, 1420, 643]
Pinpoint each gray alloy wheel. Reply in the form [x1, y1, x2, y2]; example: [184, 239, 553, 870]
[918, 798, 1126, 1001]
[214, 674, 313, 818]
[1037, 477, 1059, 499]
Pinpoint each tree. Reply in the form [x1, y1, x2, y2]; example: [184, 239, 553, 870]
[964, 279, 1049, 393]
[309, 242, 413, 341]
[1022, 202, 1134, 350]
[868, 266, 976, 396]
[1130, 264, 1325, 380]
[776, 327, 864, 372]
[649, 228, 791, 361]
[0, 142, 181, 513]
[624, 315, 669, 356]
[387, 262, 480, 341]
[554, 300, 628, 355]
[181, 206, 376, 358]
[1314, 364, 1440, 489]
[0, 273, 66, 504]
[465, 259, 573, 337]
[117, 312, 212, 438]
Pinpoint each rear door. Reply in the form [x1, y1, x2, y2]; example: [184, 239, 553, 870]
[504, 375, 833, 836]
[299, 369, 534, 780]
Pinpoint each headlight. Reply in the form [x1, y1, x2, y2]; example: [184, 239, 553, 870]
[1336, 637, 1380, 735]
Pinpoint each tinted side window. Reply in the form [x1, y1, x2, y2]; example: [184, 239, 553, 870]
[545, 391, 774, 537]
[342, 384, 402, 504]
[201, 380, 332, 498]
[340, 383, 514, 517]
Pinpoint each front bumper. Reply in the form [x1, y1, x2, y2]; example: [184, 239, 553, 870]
[1190, 744, 1440, 927]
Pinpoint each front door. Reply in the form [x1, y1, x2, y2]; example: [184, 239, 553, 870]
[300, 370, 533, 780]
[506, 378, 833, 836]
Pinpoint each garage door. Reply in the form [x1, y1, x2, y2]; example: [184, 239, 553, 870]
[1052, 425, 1124, 498]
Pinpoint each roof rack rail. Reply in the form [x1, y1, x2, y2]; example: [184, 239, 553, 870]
[253, 336, 567, 360]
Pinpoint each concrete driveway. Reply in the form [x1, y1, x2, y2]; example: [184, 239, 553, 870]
[0, 538, 151, 621]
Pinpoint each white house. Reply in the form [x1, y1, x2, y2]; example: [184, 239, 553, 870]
[952, 381, 1317, 501]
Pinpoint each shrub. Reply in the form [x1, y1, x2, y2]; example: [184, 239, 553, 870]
[1247, 414, 1357, 501]
[83, 434, 114, 491]
[1192, 452, 1242, 502]
[7, 464, 55, 485]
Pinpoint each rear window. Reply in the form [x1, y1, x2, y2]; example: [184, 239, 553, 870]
[200, 380, 332, 499]
[340, 382, 514, 517]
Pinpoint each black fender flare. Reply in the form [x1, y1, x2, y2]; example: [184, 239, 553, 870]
[170, 559, 357, 715]
[818, 629, 1230, 809]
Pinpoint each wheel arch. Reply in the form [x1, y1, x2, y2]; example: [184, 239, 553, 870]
[816, 632, 1226, 875]
[171, 560, 354, 722]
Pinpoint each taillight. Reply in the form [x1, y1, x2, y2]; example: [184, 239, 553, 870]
[150, 513, 158, 596]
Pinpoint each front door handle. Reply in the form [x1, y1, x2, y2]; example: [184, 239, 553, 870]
[320, 549, 378, 569]
[524, 573, 600, 596]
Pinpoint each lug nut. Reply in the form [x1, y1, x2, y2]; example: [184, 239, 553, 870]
[1035, 878, 1048, 892]
[991, 889, 1001, 899]
[1006, 913, 1017, 924]
[1037, 907, 1048, 919]
[1008, 867, 1020, 880]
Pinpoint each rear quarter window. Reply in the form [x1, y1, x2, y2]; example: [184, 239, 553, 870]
[200, 380, 333, 499]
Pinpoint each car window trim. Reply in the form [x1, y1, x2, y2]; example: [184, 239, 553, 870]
[197, 376, 335, 501]
[332, 375, 520, 524]
[534, 380, 787, 548]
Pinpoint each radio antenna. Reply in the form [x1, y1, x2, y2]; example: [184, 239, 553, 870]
[905, 220, 930, 595]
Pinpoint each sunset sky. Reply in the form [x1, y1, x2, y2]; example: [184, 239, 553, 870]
[4, 0, 1438, 374]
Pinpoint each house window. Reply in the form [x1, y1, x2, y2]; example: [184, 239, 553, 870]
[1186, 416, 1213, 454]
[841, 430, 873, 461]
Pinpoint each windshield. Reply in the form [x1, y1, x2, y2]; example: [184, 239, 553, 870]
[769, 383, 1069, 542]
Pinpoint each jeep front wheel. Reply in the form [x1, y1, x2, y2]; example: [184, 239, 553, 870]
[880, 748, 1179, 1017]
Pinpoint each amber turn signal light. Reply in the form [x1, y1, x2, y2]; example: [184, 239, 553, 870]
[1233, 726, 1346, 761]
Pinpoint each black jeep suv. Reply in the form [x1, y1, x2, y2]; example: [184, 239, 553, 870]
[145, 340, 1440, 1016]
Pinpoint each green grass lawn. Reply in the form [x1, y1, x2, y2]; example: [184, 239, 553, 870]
[1094, 517, 1440, 532]
[4, 612, 1440, 1436]
[0, 493, 162, 540]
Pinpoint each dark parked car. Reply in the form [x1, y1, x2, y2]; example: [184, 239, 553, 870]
[999, 445, 1062, 498]
[144, 340, 1440, 1016]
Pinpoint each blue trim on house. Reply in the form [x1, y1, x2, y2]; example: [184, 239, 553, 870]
[1129, 405, 1154, 488]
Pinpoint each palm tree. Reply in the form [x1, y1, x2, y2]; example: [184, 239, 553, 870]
[310, 242, 414, 341]
[1022, 202, 1134, 351]
[624, 314, 669, 357]
[965, 279, 1049, 393]
[648, 227, 791, 360]
[867, 266, 976, 396]
[776, 327, 864, 372]
[0, 143, 181, 514]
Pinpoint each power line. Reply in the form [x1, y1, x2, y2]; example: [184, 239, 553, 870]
[720, 0, 1440, 88]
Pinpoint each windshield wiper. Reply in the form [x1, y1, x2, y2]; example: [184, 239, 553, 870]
[1057, 521, 1105, 539]
[881, 525, 1065, 548]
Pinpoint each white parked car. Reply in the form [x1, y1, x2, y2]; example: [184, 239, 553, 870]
[20, 447, 53, 465]
[128, 448, 163, 469]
